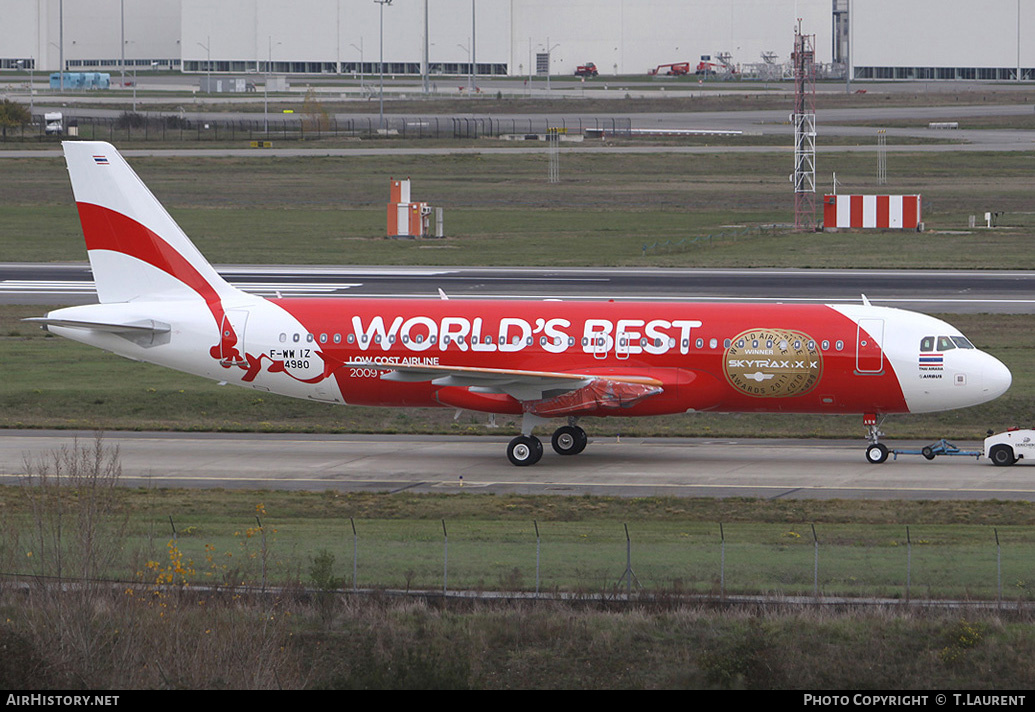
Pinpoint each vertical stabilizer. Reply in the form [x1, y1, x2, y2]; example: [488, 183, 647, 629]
[62, 141, 238, 305]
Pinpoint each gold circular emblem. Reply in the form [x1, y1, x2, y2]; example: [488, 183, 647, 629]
[723, 328, 823, 398]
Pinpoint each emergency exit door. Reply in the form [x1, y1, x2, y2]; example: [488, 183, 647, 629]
[856, 318, 884, 374]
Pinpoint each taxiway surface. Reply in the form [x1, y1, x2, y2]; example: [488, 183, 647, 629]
[2, 430, 1029, 501]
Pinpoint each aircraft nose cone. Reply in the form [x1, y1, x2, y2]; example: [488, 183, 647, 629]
[982, 354, 1012, 401]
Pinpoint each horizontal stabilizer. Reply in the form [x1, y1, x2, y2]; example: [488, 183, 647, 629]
[24, 316, 171, 347]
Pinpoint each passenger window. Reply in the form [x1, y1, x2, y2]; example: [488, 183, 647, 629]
[920, 336, 935, 352]
[937, 336, 956, 351]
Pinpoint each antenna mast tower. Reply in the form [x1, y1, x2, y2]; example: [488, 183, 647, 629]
[792, 23, 816, 231]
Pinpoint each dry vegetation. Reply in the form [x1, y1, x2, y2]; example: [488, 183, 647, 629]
[8, 591, 1035, 689]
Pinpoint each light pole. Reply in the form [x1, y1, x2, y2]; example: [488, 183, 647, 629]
[375, 0, 392, 131]
[16, 60, 33, 120]
[422, 0, 429, 94]
[542, 38, 559, 92]
[59, 0, 64, 92]
[132, 61, 159, 112]
[197, 36, 210, 92]
[457, 41, 472, 92]
[120, 0, 125, 90]
[264, 36, 281, 134]
[350, 39, 363, 90]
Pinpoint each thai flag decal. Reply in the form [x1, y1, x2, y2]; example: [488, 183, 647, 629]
[919, 354, 943, 367]
[93, 155, 109, 165]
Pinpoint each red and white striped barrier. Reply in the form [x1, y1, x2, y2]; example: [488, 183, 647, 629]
[823, 194, 922, 229]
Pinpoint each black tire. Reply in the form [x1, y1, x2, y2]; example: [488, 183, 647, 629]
[866, 443, 889, 464]
[921, 446, 936, 461]
[990, 444, 1016, 467]
[551, 425, 588, 456]
[507, 435, 543, 466]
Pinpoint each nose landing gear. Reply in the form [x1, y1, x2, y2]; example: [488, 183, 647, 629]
[864, 414, 889, 464]
[866, 442, 889, 464]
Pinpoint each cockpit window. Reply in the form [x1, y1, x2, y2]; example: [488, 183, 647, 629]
[920, 336, 935, 352]
[950, 336, 975, 349]
[937, 336, 956, 351]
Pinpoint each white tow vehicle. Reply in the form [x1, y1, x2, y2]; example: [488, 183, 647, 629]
[984, 428, 1035, 466]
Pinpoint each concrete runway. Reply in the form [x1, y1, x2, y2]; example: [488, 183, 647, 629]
[2, 430, 1031, 500]
[6, 263, 1035, 313]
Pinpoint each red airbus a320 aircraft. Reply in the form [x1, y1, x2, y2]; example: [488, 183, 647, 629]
[30, 142, 1012, 466]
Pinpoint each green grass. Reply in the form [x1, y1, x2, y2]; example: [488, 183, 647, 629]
[120, 518, 1035, 598]
[4, 150, 1035, 266]
[5, 480, 1035, 600]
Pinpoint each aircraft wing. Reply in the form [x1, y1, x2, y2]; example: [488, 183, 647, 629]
[347, 360, 663, 409]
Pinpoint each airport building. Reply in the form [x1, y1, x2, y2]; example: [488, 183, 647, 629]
[1, 0, 1032, 81]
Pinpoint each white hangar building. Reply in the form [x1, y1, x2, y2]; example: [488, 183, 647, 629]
[1, 0, 1032, 81]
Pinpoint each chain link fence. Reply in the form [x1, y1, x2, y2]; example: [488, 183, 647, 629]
[4, 113, 634, 142]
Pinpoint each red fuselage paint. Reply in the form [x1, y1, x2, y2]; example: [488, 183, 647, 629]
[269, 298, 908, 417]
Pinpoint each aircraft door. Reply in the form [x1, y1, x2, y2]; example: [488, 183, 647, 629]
[219, 309, 250, 366]
[856, 318, 884, 374]
[615, 332, 631, 360]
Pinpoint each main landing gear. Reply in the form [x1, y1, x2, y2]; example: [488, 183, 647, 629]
[506, 415, 589, 466]
[863, 414, 890, 464]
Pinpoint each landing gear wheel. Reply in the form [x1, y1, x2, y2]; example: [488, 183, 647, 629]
[990, 444, 1017, 467]
[551, 425, 588, 456]
[921, 446, 936, 461]
[866, 443, 889, 464]
[507, 435, 543, 466]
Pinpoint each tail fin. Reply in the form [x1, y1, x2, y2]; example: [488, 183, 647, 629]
[63, 141, 239, 305]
